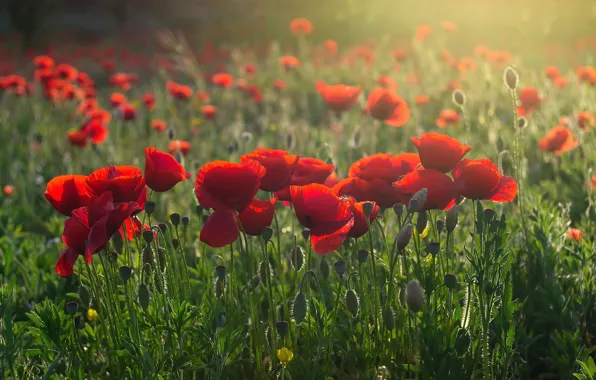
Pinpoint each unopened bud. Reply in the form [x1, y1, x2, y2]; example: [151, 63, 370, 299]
[427, 242, 440, 256]
[358, 249, 369, 263]
[142, 230, 154, 243]
[66, 302, 78, 316]
[181, 216, 190, 227]
[504, 66, 518, 90]
[362, 201, 374, 218]
[145, 201, 156, 215]
[293, 292, 308, 324]
[119, 266, 132, 282]
[195, 205, 204, 216]
[215, 265, 226, 280]
[393, 203, 405, 217]
[517, 116, 527, 129]
[446, 206, 459, 233]
[170, 212, 181, 226]
[396, 224, 413, 250]
[416, 211, 428, 234]
[333, 260, 346, 277]
[452, 89, 466, 107]
[276, 321, 290, 337]
[345, 289, 360, 317]
[408, 188, 428, 212]
[436, 219, 445, 234]
[384, 307, 395, 330]
[444, 274, 457, 289]
[138, 284, 150, 310]
[291, 245, 305, 271]
[320, 259, 330, 279]
[261, 227, 273, 243]
[406, 280, 424, 313]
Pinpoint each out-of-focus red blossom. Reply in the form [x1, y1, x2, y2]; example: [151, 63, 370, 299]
[212, 73, 233, 88]
[110, 92, 126, 108]
[553, 76, 568, 89]
[142, 92, 156, 110]
[452, 159, 517, 202]
[56, 191, 141, 277]
[518, 87, 542, 116]
[578, 111, 595, 131]
[77, 99, 97, 115]
[109, 72, 138, 91]
[394, 169, 456, 210]
[195, 160, 265, 213]
[365, 88, 410, 127]
[545, 66, 561, 80]
[458, 57, 477, 72]
[436, 109, 460, 128]
[101, 60, 115, 72]
[377, 74, 398, 92]
[567, 228, 584, 241]
[441, 50, 458, 68]
[392, 49, 409, 62]
[538, 126, 578, 155]
[290, 18, 313, 35]
[200, 209, 240, 247]
[273, 79, 286, 91]
[238, 198, 277, 236]
[120, 104, 136, 121]
[201, 104, 216, 120]
[85, 165, 147, 207]
[324, 40, 338, 56]
[242, 63, 257, 76]
[3, 185, 14, 197]
[291, 184, 354, 254]
[67, 129, 88, 148]
[347, 198, 380, 238]
[144, 147, 191, 192]
[55, 64, 78, 81]
[274, 157, 335, 201]
[45, 175, 90, 216]
[197, 91, 210, 103]
[280, 56, 300, 71]
[442, 21, 457, 32]
[315, 81, 361, 112]
[576, 66, 596, 85]
[81, 120, 108, 144]
[152, 119, 166, 132]
[416, 95, 430, 105]
[168, 140, 192, 156]
[241, 149, 300, 192]
[415, 25, 432, 42]
[167, 80, 193, 100]
[87, 108, 111, 124]
[33, 55, 54, 69]
[411, 132, 471, 173]
[486, 50, 511, 67]
[590, 175, 596, 190]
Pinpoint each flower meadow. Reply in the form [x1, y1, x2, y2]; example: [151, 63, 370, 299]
[0, 16, 596, 380]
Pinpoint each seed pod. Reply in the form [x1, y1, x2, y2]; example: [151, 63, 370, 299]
[181, 216, 190, 227]
[396, 224, 413, 250]
[362, 201, 374, 218]
[111, 230, 124, 254]
[138, 284, 150, 311]
[276, 321, 290, 337]
[444, 274, 457, 289]
[66, 302, 78, 316]
[291, 245, 305, 271]
[436, 219, 445, 234]
[446, 206, 459, 233]
[261, 227, 273, 243]
[142, 246, 153, 266]
[352, 128, 361, 147]
[119, 266, 132, 283]
[158, 223, 168, 233]
[416, 211, 428, 234]
[334, 260, 346, 277]
[110, 250, 119, 263]
[145, 201, 156, 215]
[517, 116, 527, 129]
[504, 66, 518, 90]
[408, 188, 428, 213]
[384, 307, 395, 330]
[170, 213, 181, 226]
[215, 265, 226, 280]
[167, 128, 175, 140]
[142, 230, 154, 244]
[320, 258, 330, 279]
[172, 238, 180, 249]
[345, 289, 360, 317]
[293, 292, 308, 324]
[79, 285, 91, 307]
[406, 280, 424, 313]
[215, 278, 225, 298]
[427, 242, 440, 256]
[452, 89, 466, 107]
[393, 203, 405, 217]
[357, 249, 369, 263]
[483, 208, 496, 222]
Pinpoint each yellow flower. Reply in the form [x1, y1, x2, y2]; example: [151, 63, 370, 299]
[420, 225, 429, 239]
[87, 308, 98, 322]
[277, 347, 294, 366]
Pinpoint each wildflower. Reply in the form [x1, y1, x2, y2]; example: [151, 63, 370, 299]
[110, 92, 127, 108]
[518, 87, 542, 116]
[394, 169, 456, 211]
[238, 198, 277, 236]
[152, 120, 166, 132]
[168, 140, 192, 156]
[166, 80, 193, 100]
[578, 111, 595, 131]
[85, 165, 147, 206]
[3, 185, 14, 197]
[274, 158, 335, 201]
[452, 159, 518, 202]
[538, 126, 578, 155]
[411, 132, 471, 173]
[364, 88, 410, 127]
[45, 175, 91, 216]
[347, 198, 380, 238]
[290, 18, 313, 35]
[87, 308, 99, 322]
[280, 56, 300, 71]
[202, 105, 217, 120]
[436, 109, 460, 128]
[212, 73, 233, 88]
[241, 149, 300, 192]
[277, 347, 294, 366]
[567, 228, 584, 241]
[315, 81, 361, 112]
[144, 147, 191, 192]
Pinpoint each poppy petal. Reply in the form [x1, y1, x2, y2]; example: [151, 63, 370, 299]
[200, 209, 240, 248]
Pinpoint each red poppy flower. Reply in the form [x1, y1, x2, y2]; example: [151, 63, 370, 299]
[316, 81, 361, 112]
[77, 99, 97, 115]
[416, 95, 430, 105]
[87, 108, 111, 124]
[518, 87, 542, 115]
[324, 171, 340, 188]
[347, 198, 380, 238]
[442, 21, 457, 32]
[576, 66, 596, 85]
[567, 228, 584, 241]
[377, 74, 398, 92]
[274, 157, 335, 201]
[553, 76, 568, 89]
[290, 18, 313, 35]
[168, 140, 192, 156]
[67, 129, 88, 148]
[167, 80, 193, 100]
[45, 175, 90, 216]
[56, 191, 141, 277]
[81, 120, 108, 144]
[457, 57, 477, 72]
[3, 185, 14, 197]
[152, 119, 166, 132]
[415, 25, 432, 42]
[85, 165, 147, 206]
[324, 40, 338, 56]
[365, 88, 410, 127]
[394, 169, 456, 210]
[110, 92, 126, 108]
[120, 104, 136, 121]
[273, 79, 286, 91]
[144, 147, 191, 192]
[411, 132, 471, 173]
[538, 126, 578, 155]
[212, 73, 234, 88]
[55, 64, 78, 81]
[578, 111, 595, 131]
[290, 184, 354, 255]
[238, 198, 277, 236]
[142, 92, 156, 110]
[200, 209, 240, 247]
[241, 149, 300, 192]
[393, 49, 409, 62]
[195, 160, 266, 212]
[33, 55, 54, 69]
[202, 105, 217, 120]
[545, 66, 561, 80]
[280, 56, 300, 71]
[436, 109, 460, 128]
[452, 158, 517, 202]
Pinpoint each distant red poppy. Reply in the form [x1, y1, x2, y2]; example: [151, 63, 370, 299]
[56, 192, 141, 277]
[394, 169, 456, 210]
[365, 88, 410, 127]
[238, 198, 277, 236]
[120, 104, 136, 121]
[167, 80, 193, 100]
[316, 81, 362, 112]
[199, 104, 216, 121]
[538, 126, 578, 155]
[553, 76, 568, 89]
[101, 60, 115, 73]
[77, 99, 97, 115]
[590, 175, 596, 190]
[200, 209, 239, 247]
[324, 40, 338, 56]
[576, 66, 596, 85]
[415, 25, 432, 42]
[33, 55, 54, 69]
[67, 129, 88, 148]
[55, 64, 78, 81]
[393, 49, 409, 62]
[290, 184, 354, 254]
[280, 56, 300, 71]
[142, 92, 156, 110]
[87, 108, 111, 124]
[567, 228, 584, 241]
[442, 21, 457, 32]
[545, 66, 561, 80]
[152, 119, 166, 132]
[416, 95, 430, 105]
[85, 165, 147, 206]
[110, 92, 126, 108]
[144, 147, 191, 192]
[518, 87, 542, 115]
[81, 120, 108, 144]
[452, 158, 517, 202]
[578, 111, 595, 131]
[436, 109, 460, 128]
[197, 91, 210, 103]
[411, 132, 471, 173]
[457, 57, 477, 72]
[241, 149, 300, 192]
[242, 63, 257, 76]
[273, 79, 286, 91]
[45, 175, 91, 216]
[377, 74, 398, 92]
[212, 73, 234, 88]
[290, 18, 313, 35]
[3, 185, 14, 197]
[195, 160, 266, 212]
[168, 140, 192, 156]
[347, 198, 380, 238]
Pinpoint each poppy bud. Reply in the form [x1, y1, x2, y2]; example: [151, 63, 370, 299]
[261, 226, 273, 243]
[215, 264, 226, 280]
[383, 307, 395, 330]
[345, 289, 360, 317]
[446, 206, 459, 233]
[517, 116, 527, 129]
[170, 212, 181, 226]
[301, 229, 310, 240]
[119, 266, 132, 282]
[334, 260, 346, 277]
[357, 249, 369, 263]
[66, 301, 78, 316]
[216, 314, 226, 327]
[111, 230, 123, 254]
[427, 241, 440, 256]
[143, 263, 152, 278]
[293, 292, 308, 324]
[362, 201, 374, 218]
[181, 216, 190, 227]
[139, 284, 150, 310]
[195, 205, 204, 216]
[142, 230, 154, 243]
[276, 320, 290, 337]
[436, 219, 445, 234]
[291, 245, 305, 271]
[396, 224, 413, 250]
[158, 223, 168, 233]
[168, 128, 175, 140]
[452, 89, 466, 107]
[483, 208, 496, 222]
[416, 211, 428, 235]
[393, 203, 405, 217]
[408, 188, 428, 213]
[320, 258, 330, 279]
[215, 278, 225, 299]
[142, 246, 153, 266]
[406, 280, 424, 312]
[145, 201, 156, 215]
[444, 273, 457, 289]
[504, 66, 518, 90]
[241, 131, 253, 142]
[172, 238, 180, 249]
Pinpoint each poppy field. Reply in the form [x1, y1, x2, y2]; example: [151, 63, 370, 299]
[1, 11, 596, 380]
